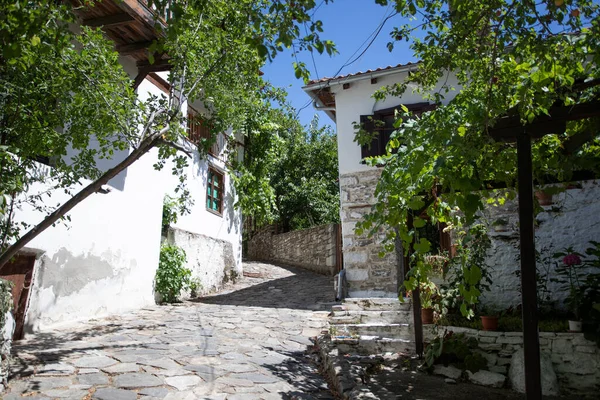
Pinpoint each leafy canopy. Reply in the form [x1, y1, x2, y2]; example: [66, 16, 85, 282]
[357, 0, 600, 257]
[0, 0, 337, 259]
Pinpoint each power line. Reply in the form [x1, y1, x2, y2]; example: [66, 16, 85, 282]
[295, 8, 399, 118]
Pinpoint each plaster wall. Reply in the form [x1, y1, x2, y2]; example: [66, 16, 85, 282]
[167, 228, 237, 295]
[12, 62, 241, 332]
[331, 69, 459, 175]
[481, 180, 600, 309]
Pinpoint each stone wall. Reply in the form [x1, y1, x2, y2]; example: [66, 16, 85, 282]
[168, 227, 239, 296]
[339, 169, 400, 297]
[247, 224, 338, 276]
[424, 325, 600, 394]
[482, 179, 600, 308]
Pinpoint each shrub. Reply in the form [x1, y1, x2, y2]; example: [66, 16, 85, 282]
[424, 331, 485, 373]
[155, 244, 191, 303]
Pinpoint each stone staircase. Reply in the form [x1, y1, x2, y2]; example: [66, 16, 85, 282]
[328, 298, 416, 355]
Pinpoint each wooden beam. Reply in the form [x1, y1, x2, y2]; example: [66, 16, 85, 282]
[83, 13, 135, 28]
[516, 133, 542, 400]
[115, 41, 154, 56]
[489, 100, 600, 141]
[132, 70, 148, 90]
[118, 0, 166, 32]
[136, 60, 172, 73]
[146, 72, 171, 94]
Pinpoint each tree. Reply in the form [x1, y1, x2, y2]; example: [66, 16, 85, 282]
[357, 0, 600, 257]
[0, 0, 336, 269]
[271, 115, 339, 231]
[233, 104, 339, 232]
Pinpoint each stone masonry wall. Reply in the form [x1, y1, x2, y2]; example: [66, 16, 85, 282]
[424, 325, 600, 394]
[248, 224, 337, 276]
[340, 169, 399, 297]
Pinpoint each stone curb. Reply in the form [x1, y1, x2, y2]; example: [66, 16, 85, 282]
[313, 335, 378, 400]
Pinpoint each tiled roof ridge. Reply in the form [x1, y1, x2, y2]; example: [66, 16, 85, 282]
[305, 62, 418, 86]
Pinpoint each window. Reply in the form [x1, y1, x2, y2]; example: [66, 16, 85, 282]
[187, 107, 211, 144]
[206, 167, 224, 215]
[360, 102, 436, 159]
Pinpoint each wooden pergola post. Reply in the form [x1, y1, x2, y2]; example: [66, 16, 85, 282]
[489, 98, 600, 400]
[516, 132, 542, 400]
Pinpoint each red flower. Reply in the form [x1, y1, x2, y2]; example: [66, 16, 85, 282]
[563, 254, 582, 266]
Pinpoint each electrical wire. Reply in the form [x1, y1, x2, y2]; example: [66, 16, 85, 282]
[294, 7, 399, 117]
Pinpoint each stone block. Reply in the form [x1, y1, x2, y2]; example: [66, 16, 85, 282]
[478, 336, 497, 344]
[574, 345, 597, 354]
[496, 336, 522, 345]
[551, 338, 572, 354]
[344, 252, 367, 264]
[478, 331, 502, 337]
[479, 343, 503, 351]
[509, 349, 558, 396]
[467, 370, 506, 388]
[489, 365, 507, 375]
[496, 357, 512, 366]
[433, 365, 462, 380]
[346, 269, 369, 281]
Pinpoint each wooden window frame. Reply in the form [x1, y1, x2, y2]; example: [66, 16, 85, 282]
[360, 102, 437, 159]
[206, 166, 224, 216]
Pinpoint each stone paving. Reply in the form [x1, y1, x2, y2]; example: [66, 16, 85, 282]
[3, 262, 336, 400]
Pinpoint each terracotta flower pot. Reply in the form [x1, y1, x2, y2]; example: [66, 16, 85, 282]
[481, 316, 499, 331]
[535, 191, 553, 206]
[421, 308, 434, 324]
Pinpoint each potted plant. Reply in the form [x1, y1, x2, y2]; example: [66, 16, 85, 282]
[534, 189, 553, 206]
[480, 306, 500, 331]
[555, 249, 585, 332]
[420, 280, 439, 324]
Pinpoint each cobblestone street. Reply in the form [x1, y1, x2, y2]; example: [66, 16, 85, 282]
[3, 262, 336, 400]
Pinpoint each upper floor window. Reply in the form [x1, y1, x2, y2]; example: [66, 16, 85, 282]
[360, 102, 436, 159]
[187, 106, 220, 156]
[206, 167, 224, 216]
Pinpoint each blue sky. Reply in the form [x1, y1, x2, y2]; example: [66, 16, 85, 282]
[262, 0, 418, 128]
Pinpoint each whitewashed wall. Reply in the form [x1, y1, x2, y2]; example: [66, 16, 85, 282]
[327, 68, 459, 175]
[482, 180, 600, 309]
[13, 57, 242, 333]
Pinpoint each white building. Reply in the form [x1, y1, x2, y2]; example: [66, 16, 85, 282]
[303, 63, 600, 307]
[3, 1, 242, 336]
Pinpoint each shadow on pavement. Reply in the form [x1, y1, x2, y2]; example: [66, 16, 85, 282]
[195, 262, 337, 311]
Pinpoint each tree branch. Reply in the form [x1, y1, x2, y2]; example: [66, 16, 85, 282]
[155, 138, 193, 157]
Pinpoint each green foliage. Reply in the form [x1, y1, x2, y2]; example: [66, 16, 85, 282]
[424, 331, 483, 373]
[155, 244, 191, 303]
[162, 195, 191, 234]
[188, 277, 202, 298]
[355, 0, 600, 305]
[0, 278, 13, 330]
[438, 225, 492, 319]
[0, 1, 136, 251]
[0, 0, 337, 266]
[271, 116, 340, 231]
[235, 113, 340, 232]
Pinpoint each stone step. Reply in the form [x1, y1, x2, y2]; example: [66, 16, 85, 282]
[343, 323, 413, 339]
[342, 298, 412, 312]
[331, 310, 413, 324]
[332, 335, 415, 355]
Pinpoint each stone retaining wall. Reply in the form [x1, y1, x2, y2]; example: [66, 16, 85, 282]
[247, 224, 338, 276]
[424, 325, 600, 394]
[340, 169, 400, 297]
